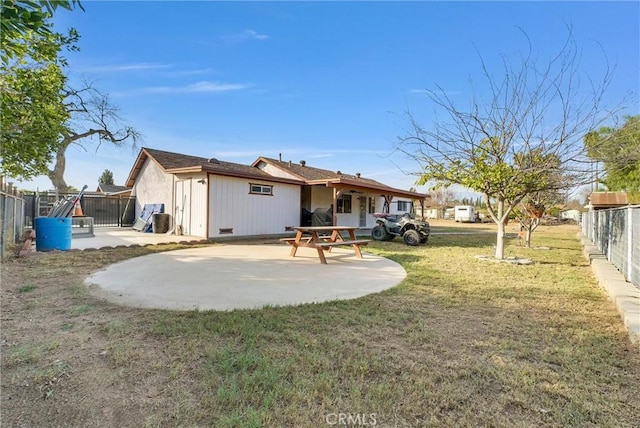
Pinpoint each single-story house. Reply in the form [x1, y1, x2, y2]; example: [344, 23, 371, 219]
[559, 209, 582, 223]
[125, 147, 429, 239]
[96, 183, 132, 198]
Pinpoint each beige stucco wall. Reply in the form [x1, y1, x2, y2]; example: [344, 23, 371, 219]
[132, 158, 174, 224]
[255, 162, 300, 180]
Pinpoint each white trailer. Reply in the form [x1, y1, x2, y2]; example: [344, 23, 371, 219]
[454, 205, 476, 222]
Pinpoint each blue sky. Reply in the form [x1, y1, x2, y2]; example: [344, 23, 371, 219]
[20, 1, 640, 195]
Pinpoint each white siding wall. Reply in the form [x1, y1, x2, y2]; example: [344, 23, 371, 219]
[132, 158, 174, 221]
[208, 176, 300, 238]
[335, 212, 359, 227]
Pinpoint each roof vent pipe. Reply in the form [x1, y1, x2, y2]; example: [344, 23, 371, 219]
[279, 153, 282, 162]
[356, 172, 361, 178]
[289, 160, 292, 167]
[300, 160, 306, 167]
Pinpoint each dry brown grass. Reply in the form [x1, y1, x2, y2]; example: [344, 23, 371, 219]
[1, 225, 639, 427]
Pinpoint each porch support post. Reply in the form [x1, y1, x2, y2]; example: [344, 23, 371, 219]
[419, 198, 425, 219]
[332, 187, 338, 226]
[383, 195, 393, 213]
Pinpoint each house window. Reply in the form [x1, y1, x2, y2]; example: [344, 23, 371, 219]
[368, 197, 376, 214]
[397, 200, 411, 211]
[249, 183, 273, 195]
[337, 194, 352, 213]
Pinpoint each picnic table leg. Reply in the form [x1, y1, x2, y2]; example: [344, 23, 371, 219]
[290, 230, 303, 257]
[352, 245, 363, 258]
[326, 230, 344, 253]
[316, 247, 328, 264]
[309, 231, 328, 264]
[347, 229, 363, 258]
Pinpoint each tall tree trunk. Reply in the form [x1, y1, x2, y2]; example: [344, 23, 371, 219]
[494, 199, 506, 259]
[495, 221, 505, 259]
[47, 142, 71, 192]
[525, 217, 540, 248]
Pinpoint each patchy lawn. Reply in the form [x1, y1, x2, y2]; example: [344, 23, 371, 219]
[1, 225, 639, 427]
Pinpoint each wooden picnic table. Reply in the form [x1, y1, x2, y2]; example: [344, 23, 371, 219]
[280, 226, 372, 264]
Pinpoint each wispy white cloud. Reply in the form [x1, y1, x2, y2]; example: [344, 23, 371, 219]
[221, 29, 270, 43]
[161, 68, 215, 77]
[143, 81, 255, 94]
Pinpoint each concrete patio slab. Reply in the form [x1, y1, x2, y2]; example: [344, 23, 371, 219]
[86, 244, 406, 311]
[70, 227, 205, 250]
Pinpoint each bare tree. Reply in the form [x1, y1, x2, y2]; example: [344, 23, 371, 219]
[398, 28, 617, 259]
[47, 82, 140, 192]
[512, 187, 565, 248]
[429, 186, 456, 218]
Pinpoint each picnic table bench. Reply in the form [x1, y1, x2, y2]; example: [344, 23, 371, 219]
[280, 226, 371, 264]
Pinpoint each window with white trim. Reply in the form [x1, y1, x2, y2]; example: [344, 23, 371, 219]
[249, 183, 273, 195]
[368, 197, 376, 214]
[337, 194, 352, 213]
[397, 200, 411, 211]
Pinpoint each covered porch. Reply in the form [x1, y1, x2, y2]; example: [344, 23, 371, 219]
[299, 177, 430, 228]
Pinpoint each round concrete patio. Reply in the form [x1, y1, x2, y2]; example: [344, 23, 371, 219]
[85, 244, 406, 311]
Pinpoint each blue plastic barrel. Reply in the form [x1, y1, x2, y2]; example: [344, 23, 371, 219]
[35, 217, 72, 252]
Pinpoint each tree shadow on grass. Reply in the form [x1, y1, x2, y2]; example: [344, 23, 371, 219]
[429, 234, 496, 249]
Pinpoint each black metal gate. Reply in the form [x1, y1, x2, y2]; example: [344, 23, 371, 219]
[24, 192, 136, 227]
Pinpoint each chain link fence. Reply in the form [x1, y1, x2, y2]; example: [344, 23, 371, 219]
[0, 178, 26, 259]
[582, 205, 640, 289]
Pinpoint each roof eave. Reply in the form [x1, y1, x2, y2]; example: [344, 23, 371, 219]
[125, 148, 151, 187]
[324, 178, 429, 199]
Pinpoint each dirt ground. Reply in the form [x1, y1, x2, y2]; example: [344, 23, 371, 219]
[0, 244, 192, 427]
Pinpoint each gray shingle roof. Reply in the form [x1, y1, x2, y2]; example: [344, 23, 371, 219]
[126, 148, 303, 186]
[254, 157, 428, 199]
[257, 157, 384, 185]
[125, 148, 428, 200]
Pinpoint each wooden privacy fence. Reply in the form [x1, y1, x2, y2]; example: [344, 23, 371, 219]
[0, 177, 26, 258]
[582, 205, 640, 289]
